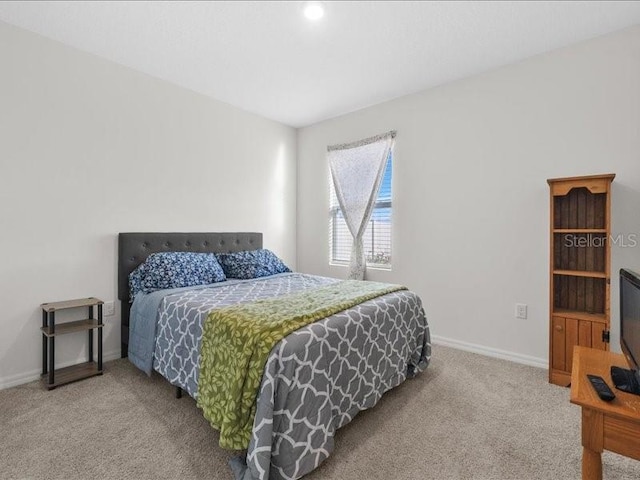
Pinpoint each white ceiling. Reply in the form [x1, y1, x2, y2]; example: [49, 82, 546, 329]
[1, 1, 639, 127]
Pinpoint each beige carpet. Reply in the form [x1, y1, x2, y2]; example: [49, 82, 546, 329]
[1, 345, 639, 480]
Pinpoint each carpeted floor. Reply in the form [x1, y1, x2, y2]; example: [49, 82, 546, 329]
[1, 345, 639, 480]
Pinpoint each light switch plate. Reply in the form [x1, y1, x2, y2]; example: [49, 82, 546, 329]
[516, 303, 527, 319]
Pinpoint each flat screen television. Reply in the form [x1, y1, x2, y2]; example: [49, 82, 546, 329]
[612, 268, 640, 395]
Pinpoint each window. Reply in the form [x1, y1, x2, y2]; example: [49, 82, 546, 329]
[329, 152, 392, 268]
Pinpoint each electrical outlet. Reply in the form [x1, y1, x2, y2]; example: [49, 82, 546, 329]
[104, 301, 115, 317]
[516, 303, 527, 319]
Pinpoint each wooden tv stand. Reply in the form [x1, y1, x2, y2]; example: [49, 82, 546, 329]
[570, 346, 640, 480]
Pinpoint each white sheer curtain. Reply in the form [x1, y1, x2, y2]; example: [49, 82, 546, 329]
[328, 131, 396, 280]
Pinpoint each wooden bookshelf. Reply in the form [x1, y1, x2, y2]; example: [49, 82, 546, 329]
[547, 174, 614, 387]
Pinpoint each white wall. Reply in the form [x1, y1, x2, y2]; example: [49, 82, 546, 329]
[0, 22, 297, 388]
[297, 26, 640, 366]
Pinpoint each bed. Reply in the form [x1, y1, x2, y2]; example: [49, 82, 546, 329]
[118, 232, 431, 480]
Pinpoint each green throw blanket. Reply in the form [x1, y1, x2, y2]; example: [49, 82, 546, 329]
[196, 279, 407, 450]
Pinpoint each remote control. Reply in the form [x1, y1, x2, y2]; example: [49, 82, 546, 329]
[587, 374, 616, 402]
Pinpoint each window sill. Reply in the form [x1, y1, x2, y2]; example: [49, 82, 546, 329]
[329, 262, 392, 272]
[367, 265, 392, 272]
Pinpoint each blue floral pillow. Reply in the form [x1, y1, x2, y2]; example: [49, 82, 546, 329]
[216, 249, 291, 280]
[129, 263, 148, 301]
[128, 252, 226, 301]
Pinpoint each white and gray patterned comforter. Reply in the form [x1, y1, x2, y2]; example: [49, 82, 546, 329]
[143, 273, 430, 480]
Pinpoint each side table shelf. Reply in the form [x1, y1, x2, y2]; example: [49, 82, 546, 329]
[41, 297, 104, 389]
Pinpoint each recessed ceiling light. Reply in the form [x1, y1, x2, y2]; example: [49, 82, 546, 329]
[304, 2, 324, 21]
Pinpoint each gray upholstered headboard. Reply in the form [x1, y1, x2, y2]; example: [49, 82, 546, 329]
[118, 232, 263, 357]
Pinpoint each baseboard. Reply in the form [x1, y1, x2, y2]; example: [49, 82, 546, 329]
[2, 340, 547, 389]
[432, 335, 548, 369]
[0, 349, 122, 390]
